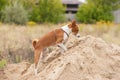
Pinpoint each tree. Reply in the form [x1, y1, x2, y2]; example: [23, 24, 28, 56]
[1, 0, 28, 25]
[0, 0, 8, 20]
[29, 0, 65, 23]
[76, 0, 120, 23]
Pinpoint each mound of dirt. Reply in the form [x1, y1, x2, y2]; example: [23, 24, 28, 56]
[2, 35, 120, 80]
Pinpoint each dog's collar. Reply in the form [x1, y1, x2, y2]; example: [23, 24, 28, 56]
[63, 29, 69, 37]
[61, 25, 71, 37]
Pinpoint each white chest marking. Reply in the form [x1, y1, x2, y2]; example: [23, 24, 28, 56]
[61, 25, 71, 42]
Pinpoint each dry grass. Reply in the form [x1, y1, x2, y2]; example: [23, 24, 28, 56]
[0, 23, 64, 64]
[79, 23, 120, 45]
[0, 22, 119, 66]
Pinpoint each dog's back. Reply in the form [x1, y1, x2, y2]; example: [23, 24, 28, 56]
[33, 29, 64, 50]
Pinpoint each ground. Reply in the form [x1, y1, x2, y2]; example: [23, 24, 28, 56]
[0, 35, 120, 80]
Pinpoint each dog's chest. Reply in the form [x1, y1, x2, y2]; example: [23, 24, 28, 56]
[61, 25, 71, 43]
[63, 32, 68, 42]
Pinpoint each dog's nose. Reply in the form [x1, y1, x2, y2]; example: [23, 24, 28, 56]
[77, 35, 80, 38]
[76, 33, 80, 38]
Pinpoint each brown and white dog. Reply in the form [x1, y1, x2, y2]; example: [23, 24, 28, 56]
[32, 20, 80, 75]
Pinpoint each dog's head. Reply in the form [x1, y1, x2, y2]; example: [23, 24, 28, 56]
[68, 20, 80, 38]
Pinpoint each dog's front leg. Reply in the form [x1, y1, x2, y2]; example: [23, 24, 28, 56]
[58, 43, 67, 53]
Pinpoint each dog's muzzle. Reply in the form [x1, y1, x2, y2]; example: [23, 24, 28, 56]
[76, 33, 80, 38]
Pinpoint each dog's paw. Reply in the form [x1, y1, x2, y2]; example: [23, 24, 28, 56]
[34, 68, 38, 76]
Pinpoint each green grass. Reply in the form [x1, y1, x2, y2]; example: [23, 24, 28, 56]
[0, 59, 7, 69]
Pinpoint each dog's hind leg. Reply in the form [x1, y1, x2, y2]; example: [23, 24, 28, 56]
[34, 49, 42, 75]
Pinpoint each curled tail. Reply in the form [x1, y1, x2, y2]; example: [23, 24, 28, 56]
[32, 39, 39, 48]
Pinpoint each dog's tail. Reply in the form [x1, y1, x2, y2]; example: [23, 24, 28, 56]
[32, 39, 39, 48]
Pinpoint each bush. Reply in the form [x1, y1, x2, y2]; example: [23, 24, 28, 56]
[1, 0, 28, 25]
[0, 0, 8, 20]
[0, 59, 7, 69]
[29, 0, 65, 23]
[76, 3, 96, 23]
[29, 5, 40, 22]
[76, 0, 114, 23]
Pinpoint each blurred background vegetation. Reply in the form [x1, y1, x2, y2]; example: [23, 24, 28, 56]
[0, 0, 65, 24]
[0, 0, 120, 24]
[0, 0, 120, 68]
[76, 0, 120, 23]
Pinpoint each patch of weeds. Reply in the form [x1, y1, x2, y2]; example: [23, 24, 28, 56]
[15, 55, 22, 63]
[0, 59, 7, 69]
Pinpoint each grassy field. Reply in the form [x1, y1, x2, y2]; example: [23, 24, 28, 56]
[0, 22, 120, 68]
[79, 22, 120, 45]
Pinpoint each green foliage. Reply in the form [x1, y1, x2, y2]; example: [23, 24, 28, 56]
[76, 0, 120, 23]
[15, 55, 21, 63]
[0, 0, 7, 10]
[21, 0, 37, 9]
[1, 0, 28, 25]
[0, 0, 65, 24]
[76, 3, 96, 23]
[0, 0, 8, 20]
[0, 59, 7, 69]
[20, 0, 37, 17]
[29, 0, 65, 23]
[29, 5, 40, 22]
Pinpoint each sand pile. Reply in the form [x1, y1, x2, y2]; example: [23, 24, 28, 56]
[2, 35, 120, 80]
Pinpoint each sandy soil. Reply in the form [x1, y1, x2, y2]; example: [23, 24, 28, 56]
[1, 35, 120, 80]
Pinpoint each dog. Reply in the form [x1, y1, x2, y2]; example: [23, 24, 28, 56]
[32, 20, 80, 75]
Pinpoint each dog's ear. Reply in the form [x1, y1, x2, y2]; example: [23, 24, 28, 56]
[71, 20, 76, 27]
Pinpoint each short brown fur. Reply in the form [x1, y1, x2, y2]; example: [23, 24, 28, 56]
[32, 20, 79, 69]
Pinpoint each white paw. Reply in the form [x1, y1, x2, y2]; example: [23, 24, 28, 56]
[34, 68, 38, 76]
